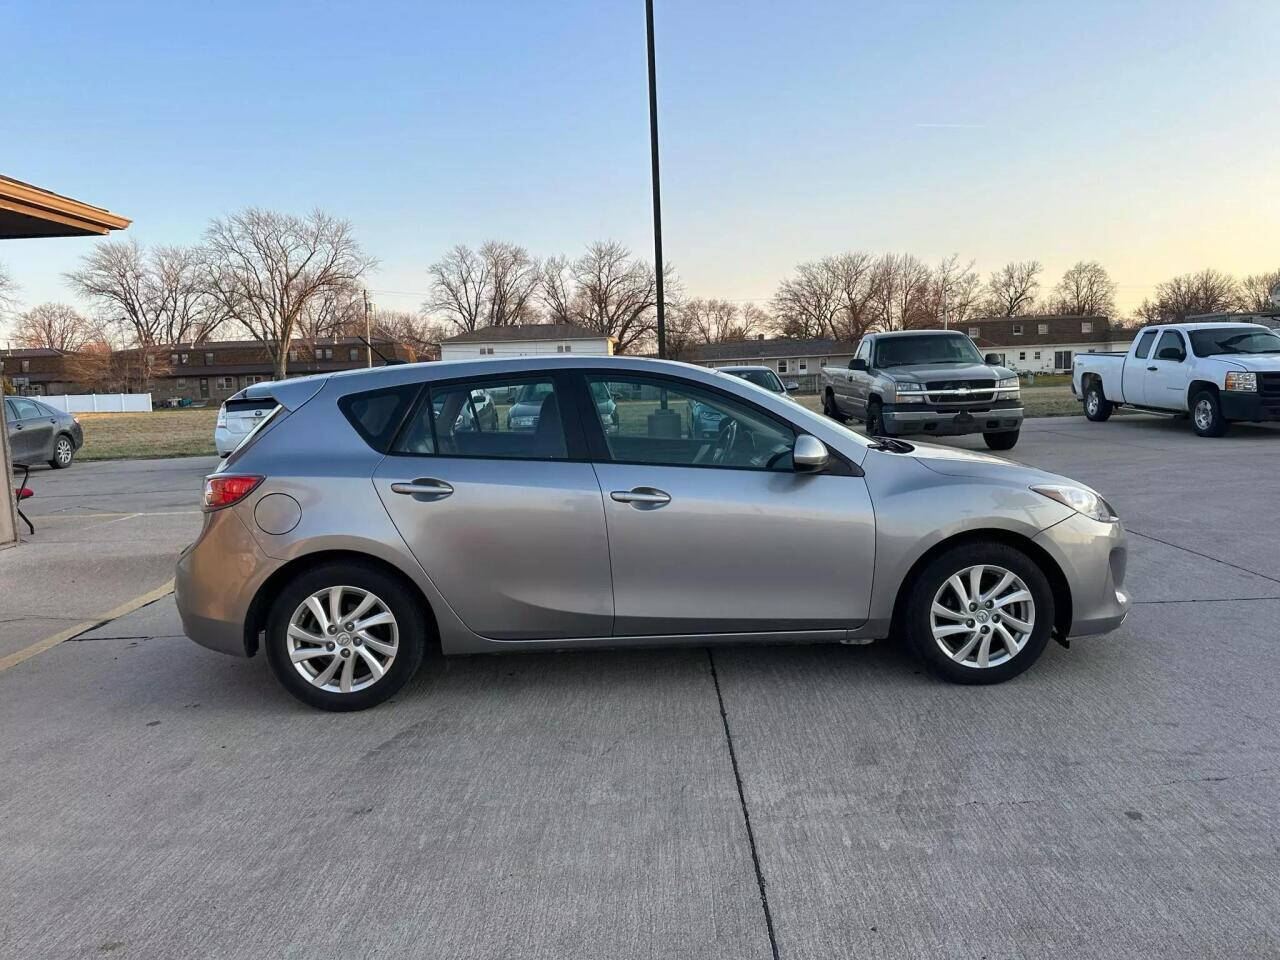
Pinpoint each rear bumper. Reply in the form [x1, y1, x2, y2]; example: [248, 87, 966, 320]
[883, 405, 1024, 437]
[1034, 512, 1131, 638]
[1220, 391, 1280, 422]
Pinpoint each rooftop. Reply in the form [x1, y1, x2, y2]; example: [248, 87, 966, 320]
[442, 323, 605, 344]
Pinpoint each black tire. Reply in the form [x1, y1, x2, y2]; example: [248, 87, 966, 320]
[1190, 389, 1228, 437]
[983, 429, 1019, 451]
[866, 399, 887, 437]
[904, 540, 1055, 685]
[265, 561, 427, 711]
[1083, 382, 1113, 422]
[48, 434, 75, 469]
[822, 390, 846, 423]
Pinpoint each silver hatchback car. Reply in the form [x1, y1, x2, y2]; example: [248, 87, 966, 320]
[176, 355, 1130, 711]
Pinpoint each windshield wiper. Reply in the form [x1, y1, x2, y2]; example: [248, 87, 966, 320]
[868, 437, 915, 453]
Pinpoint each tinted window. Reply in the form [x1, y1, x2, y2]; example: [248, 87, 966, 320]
[1133, 330, 1158, 359]
[586, 375, 795, 471]
[874, 335, 983, 367]
[1189, 327, 1280, 357]
[395, 377, 567, 460]
[339, 383, 420, 452]
[729, 369, 785, 392]
[1154, 330, 1185, 361]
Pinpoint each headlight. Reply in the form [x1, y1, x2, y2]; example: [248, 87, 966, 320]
[1225, 371, 1257, 392]
[997, 376, 1020, 397]
[894, 380, 925, 404]
[1031, 483, 1119, 523]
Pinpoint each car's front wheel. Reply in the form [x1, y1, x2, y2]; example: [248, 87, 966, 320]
[49, 434, 75, 469]
[866, 400, 887, 437]
[1191, 389, 1228, 437]
[265, 562, 427, 711]
[903, 541, 1055, 684]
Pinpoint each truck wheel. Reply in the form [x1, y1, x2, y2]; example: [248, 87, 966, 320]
[1191, 390, 1228, 438]
[983, 430, 1019, 451]
[866, 400, 887, 437]
[1084, 382, 1113, 422]
[904, 540, 1055, 685]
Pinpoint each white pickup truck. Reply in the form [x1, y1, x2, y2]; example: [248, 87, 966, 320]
[1072, 322, 1280, 437]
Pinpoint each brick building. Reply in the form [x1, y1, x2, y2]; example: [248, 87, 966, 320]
[0, 347, 81, 396]
[963, 316, 1132, 373]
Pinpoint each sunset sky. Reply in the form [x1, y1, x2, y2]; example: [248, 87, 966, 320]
[3, 0, 1278, 330]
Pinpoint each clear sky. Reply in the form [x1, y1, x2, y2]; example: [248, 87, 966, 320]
[3, 0, 1278, 328]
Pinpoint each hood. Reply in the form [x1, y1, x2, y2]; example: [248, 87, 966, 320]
[882, 362, 1011, 382]
[908, 440, 1066, 486]
[1203, 354, 1280, 372]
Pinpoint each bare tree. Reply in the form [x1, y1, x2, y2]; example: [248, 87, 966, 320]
[205, 208, 375, 379]
[0, 260, 19, 319]
[370, 309, 449, 362]
[12, 302, 97, 351]
[984, 260, 1042, 317]
[425, 245, 488, 333]
[1136, 269, 1240, 324]
[1239, 269, 1280, 313]
[482, 241, 540, 327]
[926, 255, 981, 328]
[870, 253, 933, 331]
[679, 298, 743, 345]
[66, 239, 227, 347]
[538, 255, 576, 325]
[424, 241, 540, 333]
[297, 281, 364, 341]
[770, 258, 840, 340]
[1050, 261, 1117, 316]
[571, 240, 676, 354]
[828, 252, 879, 342]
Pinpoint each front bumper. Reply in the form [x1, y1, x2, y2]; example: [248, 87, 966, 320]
[1219, 391, 1280, 422]
[175, 507, 280, 657]
[1033, 512, 1131, 638]
[883, 404, 1024, 437]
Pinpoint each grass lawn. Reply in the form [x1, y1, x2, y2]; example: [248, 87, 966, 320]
[77, 408, 219, 461]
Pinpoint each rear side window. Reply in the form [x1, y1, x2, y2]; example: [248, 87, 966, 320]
[392, 376, 569, 460]
[339, 384, 421, 452]
[1133, 330, 1158, 359]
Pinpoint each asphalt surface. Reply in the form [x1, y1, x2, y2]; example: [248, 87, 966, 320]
[2, 415, 1279, 959]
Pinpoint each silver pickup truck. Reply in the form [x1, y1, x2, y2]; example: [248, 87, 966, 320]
[820, 330, 1024, 450]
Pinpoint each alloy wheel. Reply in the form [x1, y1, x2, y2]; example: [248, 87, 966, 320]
[286, 585, 399, 693]
[1194, 398, 1214, 432]
[929, 564, 1036, 668]
[1086, 391, 1099, 416]
[56, 438, 72, 464]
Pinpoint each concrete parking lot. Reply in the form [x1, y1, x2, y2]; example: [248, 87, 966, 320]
[2, 415, 1279, 959]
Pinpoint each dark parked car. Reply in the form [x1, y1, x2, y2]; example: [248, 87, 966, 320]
[508, 380, 619, 433]
[4, 396, 83, 468]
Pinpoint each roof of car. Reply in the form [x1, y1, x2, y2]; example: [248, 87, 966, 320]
[869, 329, 969, 338]
[717, 365, 775, 372]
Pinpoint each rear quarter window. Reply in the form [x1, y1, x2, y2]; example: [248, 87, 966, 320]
[338, 384, 422, 452]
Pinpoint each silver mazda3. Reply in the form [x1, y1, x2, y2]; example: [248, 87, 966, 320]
[175, 355, 1130, 711]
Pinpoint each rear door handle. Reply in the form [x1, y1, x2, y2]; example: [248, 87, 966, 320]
[391, 479, 454, 499]
[610, 487, 671, 507]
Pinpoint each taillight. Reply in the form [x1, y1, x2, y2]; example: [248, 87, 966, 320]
[203, 474, 263, 511]
[216, 405, 227, 428]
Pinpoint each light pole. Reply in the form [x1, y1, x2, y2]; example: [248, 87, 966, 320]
[645, 0, 666, 359]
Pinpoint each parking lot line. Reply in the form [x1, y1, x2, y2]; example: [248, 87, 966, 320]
[0, 579, 176, 674]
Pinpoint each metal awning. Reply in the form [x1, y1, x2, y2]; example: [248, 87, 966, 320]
[0, 174, 131, 239]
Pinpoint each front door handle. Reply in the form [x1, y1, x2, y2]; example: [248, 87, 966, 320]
[1147, 366, 1158, 371]
[391, 479, 454, 499]
[610, 487, 671, 507]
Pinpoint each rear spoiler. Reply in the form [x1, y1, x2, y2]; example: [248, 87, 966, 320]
[242, 374, 327, 412]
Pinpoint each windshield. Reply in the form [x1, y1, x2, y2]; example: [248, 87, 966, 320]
[515, 383, 553, 404]
[729, 369, 785, 392]
[1189, 327, 1280, 357]
[874, 335, 984, 367]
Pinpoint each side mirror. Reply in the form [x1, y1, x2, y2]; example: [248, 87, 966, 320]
[848, 358, 868, 372]
[984, 353, 1001, 365]
[784, 381, 799, 391]
[793, 434, 829, 473]
[1156, 347, 1185, 362]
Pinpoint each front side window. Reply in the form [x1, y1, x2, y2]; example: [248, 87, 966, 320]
[394, 377, 567, 460]
[585, 375, 796, 472]
[1154, 330, 1185, 361]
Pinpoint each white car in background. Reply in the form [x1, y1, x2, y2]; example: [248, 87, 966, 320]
[214, 388, 277, 457]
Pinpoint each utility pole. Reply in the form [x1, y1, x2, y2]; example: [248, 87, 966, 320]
[363, 289, 373, 367]
[646, 0, 666, 359]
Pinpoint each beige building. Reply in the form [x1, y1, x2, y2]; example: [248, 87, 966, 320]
[965, 315, 1132, 374]
[439, 323, 615, 361]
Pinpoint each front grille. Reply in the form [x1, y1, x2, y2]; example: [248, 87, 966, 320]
[925, 378, 996, 404]
[1258, 372, 1280, 397]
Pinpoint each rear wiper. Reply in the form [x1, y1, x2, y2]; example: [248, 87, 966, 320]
[868, 437, 915, 453]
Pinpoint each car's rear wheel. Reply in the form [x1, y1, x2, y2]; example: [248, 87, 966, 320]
[49, 434, 75, 469]
[983, 429, 1019, 450]
[1191, 389, 1228, 437]
[265, 562, 426, 711]
[1084, 382, 1113, 422]
[904, 541, 1054, 684]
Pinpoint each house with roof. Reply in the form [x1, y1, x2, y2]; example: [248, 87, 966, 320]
[962, 316, 1132, 373]
[685, 336, 858, 390]
[439, 323, 615, 361]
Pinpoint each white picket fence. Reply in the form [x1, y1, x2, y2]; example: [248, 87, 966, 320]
[40, 393, 153, 414]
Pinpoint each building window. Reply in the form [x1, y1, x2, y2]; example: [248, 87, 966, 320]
[20, 359, 30, 373]
[556, 344, 572, 353]
[204, 351, 214, 365]
[289, 348, 300, 362]
[349, 348, 360, 361]
[1018, 352, 1026, 361]
[798, 359, 808, 372]
[1054, 350, 1072, 370]
[1038, 323, 1048, 335]
[176, 378, 186, 388]
[317, 347, 334, 361]
[170, 353, 179, 365]
[1012, 324, 1023, 336]
[968, 327, 980, 338]
[777, 360, 788, 374]
[1034, 351, 1041, 360]
[1081, 321, 1093, 334]
[480, 347, 495, 355]
[217, 376, 236, 390]
[180, 353, 189, 364]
